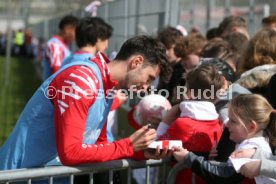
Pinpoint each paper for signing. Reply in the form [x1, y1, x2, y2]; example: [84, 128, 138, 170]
[229, 157, 259, 172]
[229, 157, 276, 184]
[148, 140, 182, 149]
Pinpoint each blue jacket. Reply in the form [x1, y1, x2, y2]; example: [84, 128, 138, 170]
[0, 57, 113, 170]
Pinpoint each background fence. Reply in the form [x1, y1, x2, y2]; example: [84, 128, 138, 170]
[29, 0, 272, 56]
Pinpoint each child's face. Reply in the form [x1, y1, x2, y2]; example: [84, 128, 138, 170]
[166, 45, 179, 63]
[226, 107, 248, 143]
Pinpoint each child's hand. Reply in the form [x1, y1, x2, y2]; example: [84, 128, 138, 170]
[240, 160, 261, 179]
[162, 104, 180, 125]
[208, 145, 218, 160]
[230, 148, 256, 158]
[172, 146, 189, 162]
[144, 146, 173, 160]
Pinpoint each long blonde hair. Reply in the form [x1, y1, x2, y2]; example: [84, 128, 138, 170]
[230, 94, 276, 148]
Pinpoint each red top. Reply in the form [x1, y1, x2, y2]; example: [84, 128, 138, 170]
[128, 106, 142, 130]
[45, 35, 70, 74]
[48, 53, 135, 165]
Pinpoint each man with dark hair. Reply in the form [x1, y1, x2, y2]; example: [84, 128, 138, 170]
[217, 16, 249, 39]
[262, 14, 276, 31]
[75, 17, 113, 51]
[42, 15, 79, 80]
[0, 35, 171, 170]
[62, 17, 113, 67]
[60, 17, 116, 147]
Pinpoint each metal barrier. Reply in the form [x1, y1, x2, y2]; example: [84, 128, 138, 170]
[0, 158, 171, 184]
[167, 160, 189, 184]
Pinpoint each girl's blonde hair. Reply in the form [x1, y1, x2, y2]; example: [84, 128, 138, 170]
[230, 94, 276, 148]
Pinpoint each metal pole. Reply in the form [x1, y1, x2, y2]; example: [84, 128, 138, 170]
[127, 168, 131, 184]
[225, 0, 231, 16]
[48, 177, 53, 184]
[164, 0, 171, 26]
[124, 0, 129, 40]
[104, 1, 110, 21]
[4, 0, 13, 86]
[170, 0, 180, 26]
[189, 0, 195, 27]
[23, 0, 30, 28]
[249, 0, 255, 34]
[69, 174, 74, 184]
[43, 21, 49, 40]
[263, 4, 270, 18]
[89, 173, 94, 184]
[80, 0, 86, 17]
[134, 0, 139, 35]
[109, 170, 113, 184]
[146, 165, 150, 184]
[206, 0, 213, 30]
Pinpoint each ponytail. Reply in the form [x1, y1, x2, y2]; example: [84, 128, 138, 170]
[265, 110, 276, 153]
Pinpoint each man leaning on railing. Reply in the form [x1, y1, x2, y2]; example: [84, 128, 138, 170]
[0, 16, 173, 184]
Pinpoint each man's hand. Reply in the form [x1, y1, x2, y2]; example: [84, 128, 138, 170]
[240, 160, 261, 179]
[129, 125, 157, 152]
[144, 146, 173, 160]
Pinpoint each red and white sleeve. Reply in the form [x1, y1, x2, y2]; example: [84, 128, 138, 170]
[49, 65, 134, 165]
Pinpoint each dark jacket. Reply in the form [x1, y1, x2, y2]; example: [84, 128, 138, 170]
[182, 152, 244, 184]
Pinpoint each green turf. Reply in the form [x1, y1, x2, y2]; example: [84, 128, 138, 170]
[0, 56, 41, 145]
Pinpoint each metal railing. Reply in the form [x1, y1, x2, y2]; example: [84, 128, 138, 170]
[0, 158, 171, 184]
[167, 160, 189, 184]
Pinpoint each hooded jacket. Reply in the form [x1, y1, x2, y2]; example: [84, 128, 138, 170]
[160, 101, 222, 184]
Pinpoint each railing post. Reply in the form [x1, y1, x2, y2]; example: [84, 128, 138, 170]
[70, 174, 74, 184]
[127, 168, 132, 184]
[89, 173, 94, 184]
[49, 176, 53, 184]
[146, 165, 150, 184]
[0, 159, 171, 183]
[109, 170, 113, 184]
[162, 162, 167, 182]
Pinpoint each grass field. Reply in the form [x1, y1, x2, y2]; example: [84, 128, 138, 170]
[0, 56, 41, 145]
